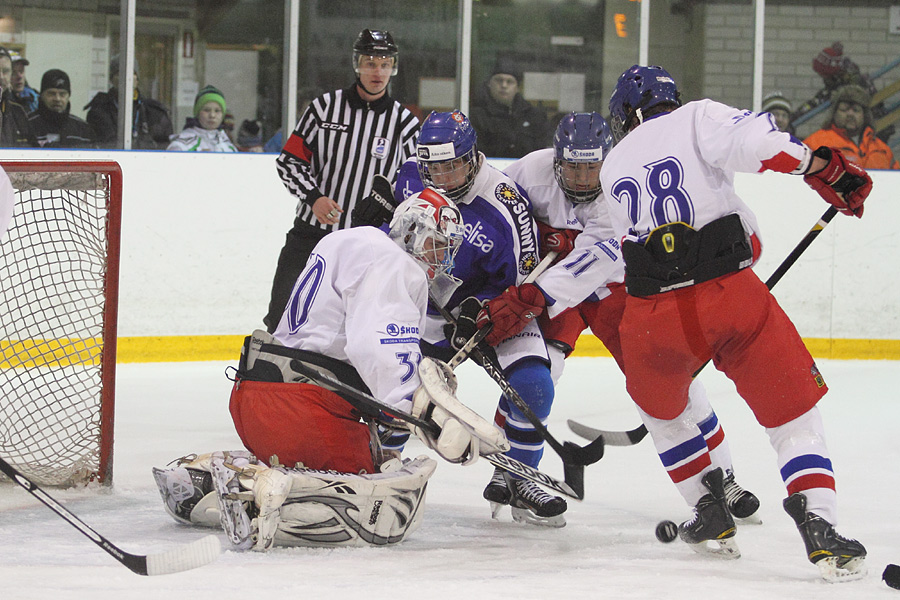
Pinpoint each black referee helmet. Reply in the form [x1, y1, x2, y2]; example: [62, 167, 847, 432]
[353, 29, 398, 75]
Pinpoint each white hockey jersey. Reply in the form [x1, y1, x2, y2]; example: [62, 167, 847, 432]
[505, 148, 624, 318]
[272, 227, 428, 413]
[600, 99, 812, 250]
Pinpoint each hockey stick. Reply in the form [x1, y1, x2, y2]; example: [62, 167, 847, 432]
[0, 455, 221, 575]
[568, 206, 841, 446]
[433, 301, 604, 473]
[290, 361, 583, 500]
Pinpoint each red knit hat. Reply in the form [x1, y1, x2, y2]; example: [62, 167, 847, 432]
[813, 42, 847, 78]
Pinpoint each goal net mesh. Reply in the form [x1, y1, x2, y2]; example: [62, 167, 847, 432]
[1, 169, 117, 487]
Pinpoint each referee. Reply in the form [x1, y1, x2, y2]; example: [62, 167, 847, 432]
[264, 29, 420, 331]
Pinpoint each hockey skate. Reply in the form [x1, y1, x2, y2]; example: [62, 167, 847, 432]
[209, 451, 259, 551]
[723, 470, 761, 524]
[783, 493, 867, 583]
[483, 467, 567, 528]
[679, 468, 740, 558]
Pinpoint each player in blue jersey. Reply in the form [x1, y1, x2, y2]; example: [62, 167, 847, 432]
[394, 110, 566, 527]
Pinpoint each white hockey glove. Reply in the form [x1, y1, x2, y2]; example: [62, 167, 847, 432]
[410, 357, 509, 465]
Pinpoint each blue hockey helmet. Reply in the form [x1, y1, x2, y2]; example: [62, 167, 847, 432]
[416, 111, 481, 201]
[608, 65, 681, 141]
[553, 112, 613, 204]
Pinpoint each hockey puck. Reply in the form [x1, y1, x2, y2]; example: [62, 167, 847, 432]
[655, 520, 678, 543]
[885, 564, 900, 590]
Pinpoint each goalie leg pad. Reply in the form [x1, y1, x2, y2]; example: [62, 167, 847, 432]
[411, 358, 509, 463]
[152, 451, 262, 528]
[270, 455, 437, 547]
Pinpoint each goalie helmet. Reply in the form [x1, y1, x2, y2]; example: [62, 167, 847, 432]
[389, 187, 464, 280]
[353, 29, 399, 76]
[608, 65, 681, 142]
[416, 111, 480, 201]
[553, 112, 613, 204]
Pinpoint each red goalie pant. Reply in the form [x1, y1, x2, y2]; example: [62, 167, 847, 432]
[619, 268, 827, 427]
[540, 282, 628, 371]
[229, 379, 375, 474]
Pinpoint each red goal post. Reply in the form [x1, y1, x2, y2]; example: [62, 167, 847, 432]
[0, 161, 122, 486]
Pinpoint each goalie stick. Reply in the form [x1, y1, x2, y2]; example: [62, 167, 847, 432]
[568, 206, 841, 446]
[0, 455, 221, 576]
[289, 361, 584, 500]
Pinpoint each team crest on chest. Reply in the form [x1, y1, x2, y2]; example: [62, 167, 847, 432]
[372, 137, 390, 160]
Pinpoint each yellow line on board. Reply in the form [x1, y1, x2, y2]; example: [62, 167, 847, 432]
[3, 335, 900, 366]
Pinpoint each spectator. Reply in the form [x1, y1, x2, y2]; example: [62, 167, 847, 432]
[795, 42, 893, 143]
[762, 91, 794, 134]
[167, 85, 238, 152]
[803, 84, 898, 170]
[27, 69, 95, 148]
[236, 119, 264, 152]
[469, 58, 551, 158]
[84, 56, 173, 149]
[263, 29, 419, 332]
[8, 50, 38, 114]
[0, 48, 34, 146]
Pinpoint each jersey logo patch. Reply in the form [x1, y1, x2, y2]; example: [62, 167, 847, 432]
[519, 251, 538, 274]
[495, 183, 520, 205]
[371, 136, 389, 160]
[810, 363, 826, 388]
[321, 121, 349, 132]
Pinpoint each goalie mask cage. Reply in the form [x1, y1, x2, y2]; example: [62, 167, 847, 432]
[0, 161, 122, 487]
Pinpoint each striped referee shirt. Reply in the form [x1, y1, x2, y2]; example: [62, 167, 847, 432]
[276, 83, 420, 230]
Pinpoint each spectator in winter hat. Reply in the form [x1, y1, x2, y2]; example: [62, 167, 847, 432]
[0, 47, 36, 147]
[761, 92, 794, 134]
[27, 68, 95, 148]
[167, 85, 237, 152]
[470, 56, 551, 158]
[803, 84, 898, 170]
[8, 49, 38, 114]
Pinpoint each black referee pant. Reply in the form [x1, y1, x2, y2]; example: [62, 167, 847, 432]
[263, 218, 329, 332]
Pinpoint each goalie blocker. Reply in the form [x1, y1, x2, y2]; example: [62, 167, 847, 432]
[153, 451, 436, 549]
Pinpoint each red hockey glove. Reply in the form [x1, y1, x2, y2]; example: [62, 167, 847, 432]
[804, 146, 871, 218]
[536, 221, 579, 261]
[482, 284, 547, 346]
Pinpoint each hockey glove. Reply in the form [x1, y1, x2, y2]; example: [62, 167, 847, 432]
[410, 358, 509, 464]
[444, 296, 491, 351]
[804, 146, 871, 218]
[481, 284, 547, 346]
[537, 220, 579, 261]
[350, 174, 397, 228]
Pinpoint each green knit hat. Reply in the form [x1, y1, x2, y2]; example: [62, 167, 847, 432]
[193, 85, 226, 116]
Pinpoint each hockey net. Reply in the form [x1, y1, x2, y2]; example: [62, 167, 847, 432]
[0, 161, 122, 487]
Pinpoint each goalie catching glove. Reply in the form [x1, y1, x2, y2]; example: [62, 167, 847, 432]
[804, 146, 871, 218]
[410, 357, 509, 464]
[350, 174, 397, 228]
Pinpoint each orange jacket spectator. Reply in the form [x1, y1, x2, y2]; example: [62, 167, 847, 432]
[803, 125, 898, 170]
[802, 84, 898, 170]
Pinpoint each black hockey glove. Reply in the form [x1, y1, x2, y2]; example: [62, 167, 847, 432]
[351, 174, 397, 228]
[443, 296, 489, 351]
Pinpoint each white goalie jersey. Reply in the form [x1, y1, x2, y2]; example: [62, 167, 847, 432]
[271, 226, 429, 414]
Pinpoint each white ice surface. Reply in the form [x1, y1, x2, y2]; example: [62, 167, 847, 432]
[1, 357, 898, 599]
